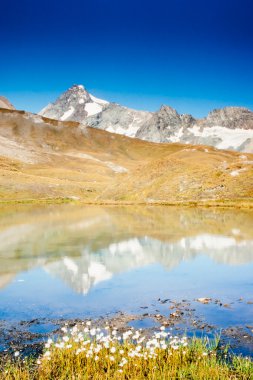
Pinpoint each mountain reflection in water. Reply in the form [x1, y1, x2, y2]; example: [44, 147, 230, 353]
[0, 205, 253, 296]
[44, 235, 253, 295]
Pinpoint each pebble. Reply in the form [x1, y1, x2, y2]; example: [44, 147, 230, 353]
[197, 298, 211, 304]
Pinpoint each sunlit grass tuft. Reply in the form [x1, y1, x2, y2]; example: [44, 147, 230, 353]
[1, 323, 253, 379]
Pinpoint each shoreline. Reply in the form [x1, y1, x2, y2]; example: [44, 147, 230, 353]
[1, 298, 253, 359]
[1, 318, 252, 380]
[0, 198, 253, 209]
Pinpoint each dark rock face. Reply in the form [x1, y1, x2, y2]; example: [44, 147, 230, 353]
[205, 107, 253, 130]
[136, 105, 196, 143]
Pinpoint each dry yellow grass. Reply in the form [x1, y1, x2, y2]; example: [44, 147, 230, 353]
[0, 109, 252, 206]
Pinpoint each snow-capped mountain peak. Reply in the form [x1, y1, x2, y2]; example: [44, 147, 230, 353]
[39, 84, 109, 122]
[39, 84, 152, 136]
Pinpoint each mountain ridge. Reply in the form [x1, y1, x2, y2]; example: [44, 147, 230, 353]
[39, 85, 253, 153]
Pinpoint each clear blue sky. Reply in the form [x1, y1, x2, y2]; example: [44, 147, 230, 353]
[1, 0, 253, 117]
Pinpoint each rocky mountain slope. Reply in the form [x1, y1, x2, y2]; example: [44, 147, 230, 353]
[136, 106, 253, 152]
[39, 85, 109, 122]
[0, 96, 15, 110]
[86, 103, 152, 137]
[0, 108, 252, 204]
[39, 85, 253, 153]
[39, 85, 152, 137]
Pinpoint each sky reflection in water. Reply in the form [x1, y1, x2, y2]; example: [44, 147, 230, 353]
[0, 205, 252, 327]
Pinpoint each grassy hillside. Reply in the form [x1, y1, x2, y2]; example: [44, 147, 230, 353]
[0, 109, 252, 206]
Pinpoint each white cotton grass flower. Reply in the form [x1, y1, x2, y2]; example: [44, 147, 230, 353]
[90, 328, 96, 336]
[123, 330, 133, 340]
[14, 351, 20, 357]
[119, 358, 128, 367]
[36, 322, 192, 370]
[55, 342, 65, 349]
[137, 336, 146, 344]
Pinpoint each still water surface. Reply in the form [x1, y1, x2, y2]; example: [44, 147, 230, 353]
[0, 205, 252, 329]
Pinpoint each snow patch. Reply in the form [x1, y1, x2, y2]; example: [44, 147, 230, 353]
[38, 104, 51, 115]
[79, 99, 85, 104]
[188, 125, 253, 150]
[105, 124, 138, 138]
[85, 102, 102, 116]
[60, 106, 75, 121]
[90, 94, 109, 105]
[168, 127, 184, 143]
[126, 115, 148, 137]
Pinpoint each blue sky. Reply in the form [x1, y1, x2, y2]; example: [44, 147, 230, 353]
[1, 0, 253, 117]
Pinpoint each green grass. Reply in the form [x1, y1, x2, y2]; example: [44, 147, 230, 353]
[1, 324, 252, 379]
